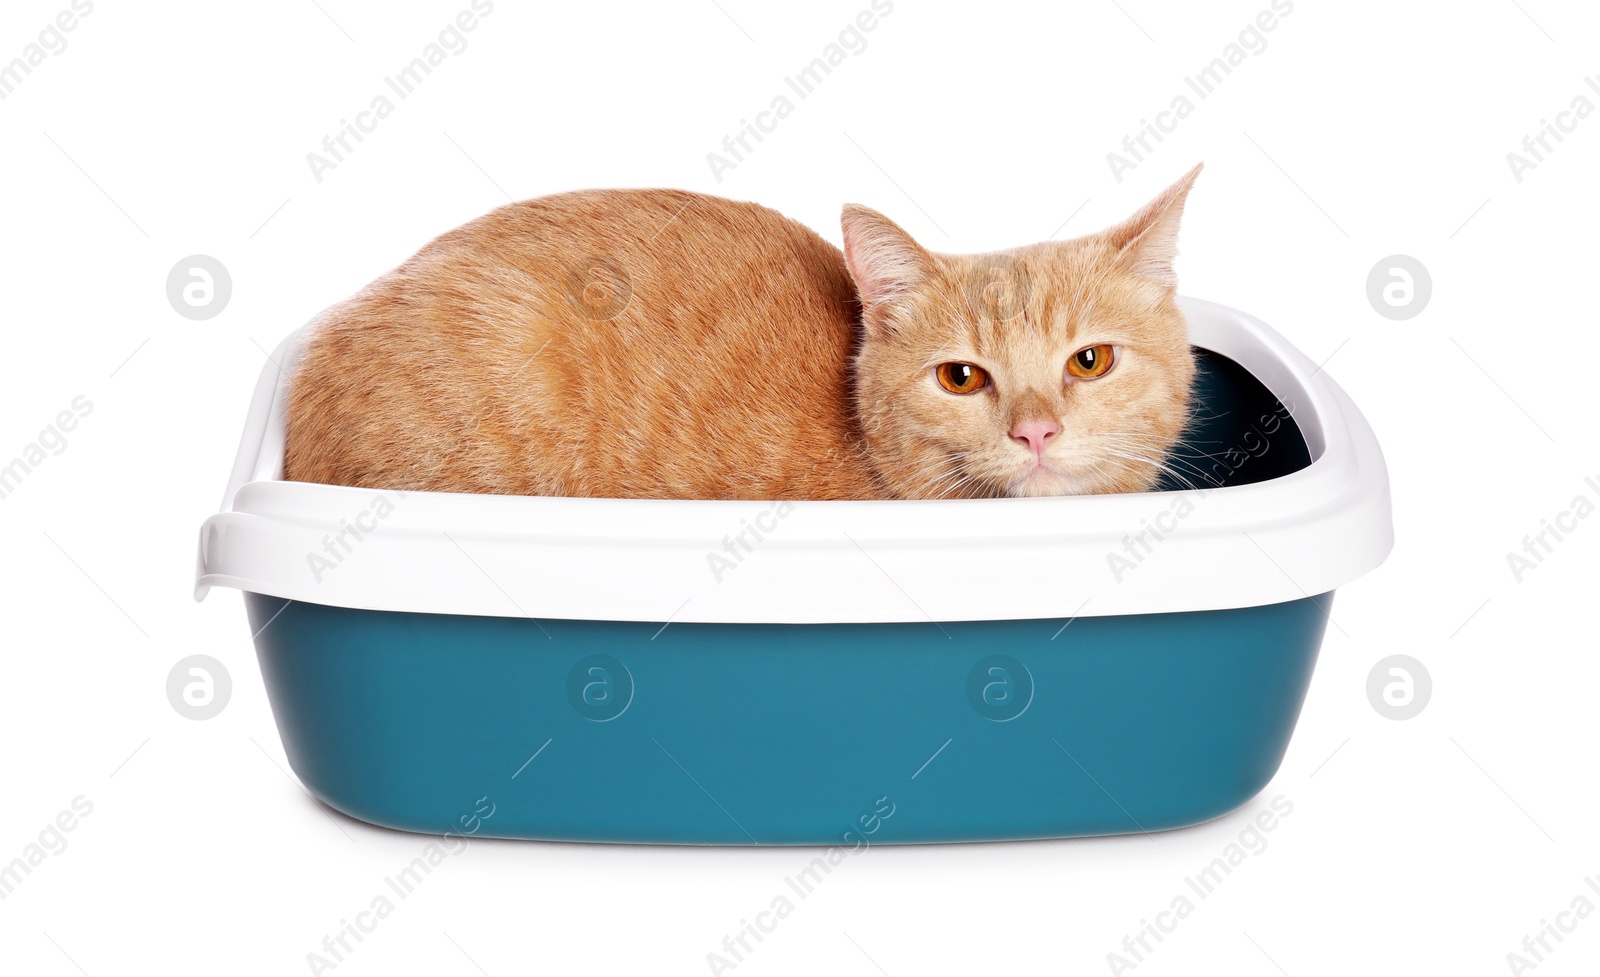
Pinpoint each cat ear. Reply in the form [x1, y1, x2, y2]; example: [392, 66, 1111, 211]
[841, 205, 934, 317]
[1103, 163, 1203, 289]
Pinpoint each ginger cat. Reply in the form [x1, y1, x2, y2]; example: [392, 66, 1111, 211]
[284, 166, 1201, 500]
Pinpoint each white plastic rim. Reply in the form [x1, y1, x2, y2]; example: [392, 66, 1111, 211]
[195, 297, 1393, 624]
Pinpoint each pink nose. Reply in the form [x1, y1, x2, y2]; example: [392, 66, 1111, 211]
[1010, 419, 1059, 460]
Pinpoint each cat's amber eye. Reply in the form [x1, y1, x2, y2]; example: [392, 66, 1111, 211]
[935, 362, 990, 394]
[1066, 344, 1117, 380]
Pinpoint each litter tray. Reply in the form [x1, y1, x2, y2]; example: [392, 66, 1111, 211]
[195, 296, 1392, 845]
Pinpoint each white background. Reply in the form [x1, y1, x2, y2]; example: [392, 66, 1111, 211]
[2, 0, 1597, 974]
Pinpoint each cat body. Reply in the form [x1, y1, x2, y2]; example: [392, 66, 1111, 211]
[287, 191, 880, 499]
[285, 170, 1201, 500]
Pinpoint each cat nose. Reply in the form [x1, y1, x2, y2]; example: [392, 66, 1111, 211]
[1009, 419, 1059, 460]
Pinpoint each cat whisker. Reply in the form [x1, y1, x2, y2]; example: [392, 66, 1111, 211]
[1093, 435, 1224, 491]
[1096, 433, 1221, 480]
[1093, 452, 1196, 492]
[919, 469, 967, 499]
[905, 453, 978, 501]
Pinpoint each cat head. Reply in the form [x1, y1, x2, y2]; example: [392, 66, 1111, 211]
[842, 164, 1202, 499]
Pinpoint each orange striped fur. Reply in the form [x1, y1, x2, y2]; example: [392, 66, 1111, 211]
[284, 168, 1201, 500]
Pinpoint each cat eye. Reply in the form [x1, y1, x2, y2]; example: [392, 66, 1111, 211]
[1066, 344, 1117, 380]
[934, 362, 990, 395]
